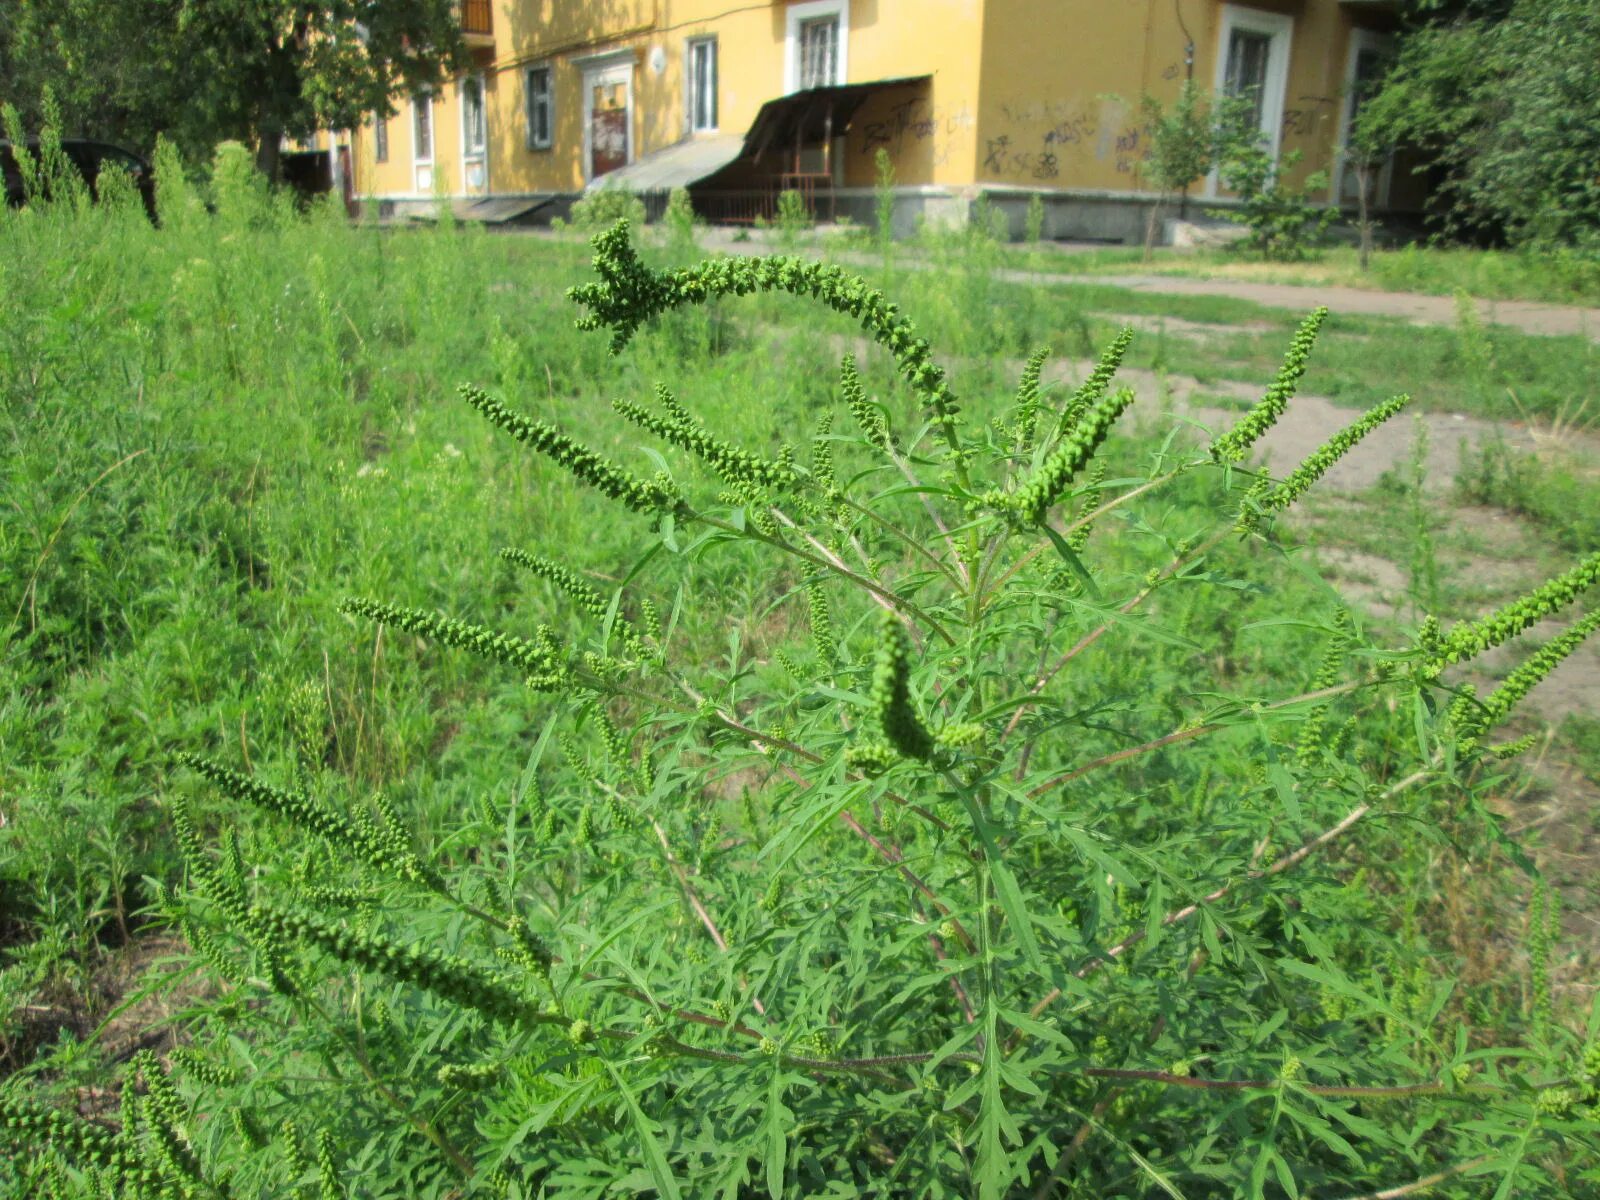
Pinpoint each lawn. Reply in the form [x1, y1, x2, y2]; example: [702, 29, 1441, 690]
[3, 172, 1598, 1198]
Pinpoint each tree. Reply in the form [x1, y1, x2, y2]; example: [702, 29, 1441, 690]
[1371, 0, 1600, 247]
[0, 1, 468, 179]
[1341, 49, 1406, 271]
[1136, 80, 1219, 261]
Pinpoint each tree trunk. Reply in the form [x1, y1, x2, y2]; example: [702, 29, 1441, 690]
[255, 126, 282, 184]
[1355, 159, 1373, 272]
[1143, 195, 1165, 263]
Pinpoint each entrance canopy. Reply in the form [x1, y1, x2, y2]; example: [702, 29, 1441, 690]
[582, 134, 744, 193]
[740, 76, 931, 165]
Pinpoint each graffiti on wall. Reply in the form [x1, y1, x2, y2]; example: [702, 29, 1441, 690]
[1282, 96, 1339, 139]
[982, 99, 1101, 180]
[980, 89, 1172, 183]
[860, 98, 974, 168]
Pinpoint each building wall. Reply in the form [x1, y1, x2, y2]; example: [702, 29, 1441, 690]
[973, 0, 1420, 207]
[348, 0, 1426, 220]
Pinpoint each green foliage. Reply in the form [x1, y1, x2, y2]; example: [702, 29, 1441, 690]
[1368, 0, 1600, 247]
[874, 146, 896, 248]
[0, 1, 467, 173]
[773, 188, 813, 244]
[566, 185, 647, 232]
[1024, 193, 1045, 245]
[662, 186, 699, 255]
[1136, 80, 1221, 258]
[1212, 103, 1335, 262]
[3, 183, 1597, 1198]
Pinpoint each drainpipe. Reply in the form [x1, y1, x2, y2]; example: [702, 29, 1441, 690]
[1175, 0, 1196, 221]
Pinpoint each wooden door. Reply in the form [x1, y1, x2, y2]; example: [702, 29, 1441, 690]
[586, 71, 630, 181]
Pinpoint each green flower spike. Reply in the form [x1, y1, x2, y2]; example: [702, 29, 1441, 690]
[317, 1128, 344, 1200]
[0, 1095, 120, 1168]
[1003, 385, 1136, 525]
[500, 547, 608, 619]
[614, 383, 795, 489]
[871, 610, 937, 762]
[1055, 326, 1134, 441]
[806, 575, 836, 666]
[1458, 606, 1600, 748]
[461, 383, 677, 514]
[339, 596, 564, 686]
[569, 223, 960, 451]
[812, 410, 838, 496]
[840, 354, 892, 451]
[1010, 346, 1050, 450]
[1210, 307, 1328, 462]
[181, 753, 435, 886]
[1295, 609, 1352, 769]
[1437, 551, 1600, 667]
[252, 904, 546, 1028]
[1247, 393, 1412, 526]
[1067, 458, 1107, 554]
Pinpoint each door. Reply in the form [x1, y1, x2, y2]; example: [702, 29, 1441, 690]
[583, 62, 632, 182]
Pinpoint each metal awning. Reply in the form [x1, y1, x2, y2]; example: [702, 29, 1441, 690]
[449, 195, 557, 223]
[583, 134, 745, 193]
[741, 76, 931, 164]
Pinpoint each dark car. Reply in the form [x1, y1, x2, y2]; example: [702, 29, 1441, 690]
[1, 138, 157, 220]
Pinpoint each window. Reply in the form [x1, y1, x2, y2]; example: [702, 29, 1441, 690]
[1224, 29, 1273, 134]
[1209, 4, 1293, 190]
[461, 75, 487, 157]
[526, 65, 553, 149]
[785, 1, 848, 94]
[372, 113, 388, 163]
[412, 92, 433, 163]
[799, 18, 839, 88]
[688, 37, 718, 132]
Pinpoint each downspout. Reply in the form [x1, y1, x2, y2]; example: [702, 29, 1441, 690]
[1175, 0, 1196, 219]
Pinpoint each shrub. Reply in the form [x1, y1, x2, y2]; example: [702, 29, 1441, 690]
[566, 184, 646, 231]
[4, 222, 1598, 1199]
[1212, 106, 1335, 262]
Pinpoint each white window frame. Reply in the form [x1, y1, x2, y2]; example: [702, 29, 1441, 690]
[411, 90, 434, 193]
[686, 36, 719, 133]
[1334, 27, 1396, 208]
[459, 72, 489, 191]
[372, 111, 388, 164]
[525, 63, 554, 150]
[1207, 5, 1294, 198]
[576, 50, 634, 185]
[785, 0, 848, 94]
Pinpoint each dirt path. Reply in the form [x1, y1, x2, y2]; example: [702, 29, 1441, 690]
[1082, 273, 1600, 343]
[689, 228, 1600, 342]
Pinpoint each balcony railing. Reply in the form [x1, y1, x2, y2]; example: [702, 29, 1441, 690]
[460, 0, 493, 38]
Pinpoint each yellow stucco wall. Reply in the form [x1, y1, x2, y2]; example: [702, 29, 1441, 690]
[346, 0, 1423, 214]
[974, 0, 1409, 201]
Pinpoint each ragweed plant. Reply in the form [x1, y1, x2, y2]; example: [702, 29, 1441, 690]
[8, 220, 1598, 1200]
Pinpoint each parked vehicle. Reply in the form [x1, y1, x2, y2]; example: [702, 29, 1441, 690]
[1, 138, 157, 220]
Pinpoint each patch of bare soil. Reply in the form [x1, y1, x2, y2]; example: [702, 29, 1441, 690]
[3, 934, 216, 1120]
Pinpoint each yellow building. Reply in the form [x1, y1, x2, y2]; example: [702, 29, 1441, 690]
[341, 0, 1421, 240]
